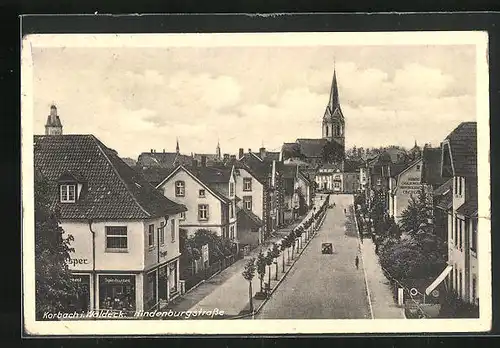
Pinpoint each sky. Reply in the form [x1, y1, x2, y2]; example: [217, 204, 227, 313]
[30, 41, 478, 159]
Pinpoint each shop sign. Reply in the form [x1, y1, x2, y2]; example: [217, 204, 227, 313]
[67, 258, 89, 267]
[71, 274, 90, 285]
[100, 275, 134, 285]
[398, 176, 422, 195]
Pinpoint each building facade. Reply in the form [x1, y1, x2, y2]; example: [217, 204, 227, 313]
[155, 164, 238, 246]
[440, 122, 478, 306]
[34, 132, 187, 313]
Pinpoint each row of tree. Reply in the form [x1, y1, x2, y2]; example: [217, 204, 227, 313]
[241, 196, 330, 313]
[367, 186, 447, 285]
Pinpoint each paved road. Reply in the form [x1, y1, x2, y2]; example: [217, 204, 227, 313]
[255, 194, 372, 319]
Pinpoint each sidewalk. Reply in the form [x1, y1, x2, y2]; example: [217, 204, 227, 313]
[166, 200, 322, 316]
[359, 238, 405, 319]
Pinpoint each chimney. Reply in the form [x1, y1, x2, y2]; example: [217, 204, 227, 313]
[192, 159, 198, 167]
[163, 149, 165, 153]
[230, 155, 236, 161]
[248, 148, 252, 153]
[239, 148, 244, 159]
[259, 147, 266, 160]
[201, 155, 207, 167]
[151, 149, 153, 153]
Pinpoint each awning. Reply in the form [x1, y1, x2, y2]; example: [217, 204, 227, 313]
[425, 265, 453, 295]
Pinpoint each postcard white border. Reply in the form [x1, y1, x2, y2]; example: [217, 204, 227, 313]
[21, 31, 491, 335]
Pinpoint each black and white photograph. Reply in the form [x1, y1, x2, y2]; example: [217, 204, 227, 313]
[21, 30, 491, 335]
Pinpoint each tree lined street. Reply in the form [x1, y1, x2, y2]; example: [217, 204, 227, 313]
[256, 194, 372, 319]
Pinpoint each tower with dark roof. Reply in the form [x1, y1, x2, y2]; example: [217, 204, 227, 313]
[45, 105, 63, 135]
[176, 138, 180, 154]
[216, 140, 221, 160]
[322, 65, 345, 151]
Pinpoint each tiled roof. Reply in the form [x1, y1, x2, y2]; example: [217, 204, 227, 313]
[456, 198, 478, 217]
[422, 147, 444, 185]
[238, 156, 272, 181]
[296, 138, 328, 158]
[390, 163, 410, 177]
[193, 153, 220, 165]
[232, 161, 266, 185]
[237, 208, 264, 227]
[137, 166, 176, 186]
[121, 157, 137, 167]
[34, 135, 186, 220]
[137, 152, 192, 168]
[186, 165, 232, 184]
[446, 122, 477, 177]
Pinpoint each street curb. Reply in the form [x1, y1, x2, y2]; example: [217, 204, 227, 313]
[230, 198, 330, 320]
[353, 205, 374, 320]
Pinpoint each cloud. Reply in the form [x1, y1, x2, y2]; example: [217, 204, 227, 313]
[31, 45, 477, 158]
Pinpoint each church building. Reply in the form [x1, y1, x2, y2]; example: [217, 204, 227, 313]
[281, 65, 346, 165]
[281, 65, 359, 193]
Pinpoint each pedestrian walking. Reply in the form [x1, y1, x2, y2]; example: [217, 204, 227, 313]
[355, 255, 359, 270]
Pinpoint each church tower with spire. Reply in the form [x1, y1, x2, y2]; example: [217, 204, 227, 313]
[176, 138, 180, 154]
[216, 140, 221, 160]
[322, 65, 345, 150]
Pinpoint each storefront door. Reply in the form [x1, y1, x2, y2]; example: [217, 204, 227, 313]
[99, 275, 136, 312]
[70, 274, 90, 312]
[158, 266, 168, 302]
[168, 263, 178, 295]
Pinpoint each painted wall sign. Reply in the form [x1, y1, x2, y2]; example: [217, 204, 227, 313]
[67, 258, 89, 267]
[100, 275, 135, 285]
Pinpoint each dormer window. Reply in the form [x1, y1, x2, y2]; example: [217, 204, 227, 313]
[58, 171, 85, 203]
[60, 184, 76, 203]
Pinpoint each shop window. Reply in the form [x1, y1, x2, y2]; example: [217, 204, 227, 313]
[60, 184, 76, 203]
[99, 275, 135, 312]
[69, 275, 90, 312]
[243, 178, 252, 191]
[105, 226, 128, 251]
[175, 181, 185, 197]
[145, 271, 157, 310]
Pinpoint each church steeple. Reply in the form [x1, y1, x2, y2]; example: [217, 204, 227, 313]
[176, 138, 180, 154]
[216, 140, 221, 159]
[328, 65, 341, 114]
[322, 63, 345, 151]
